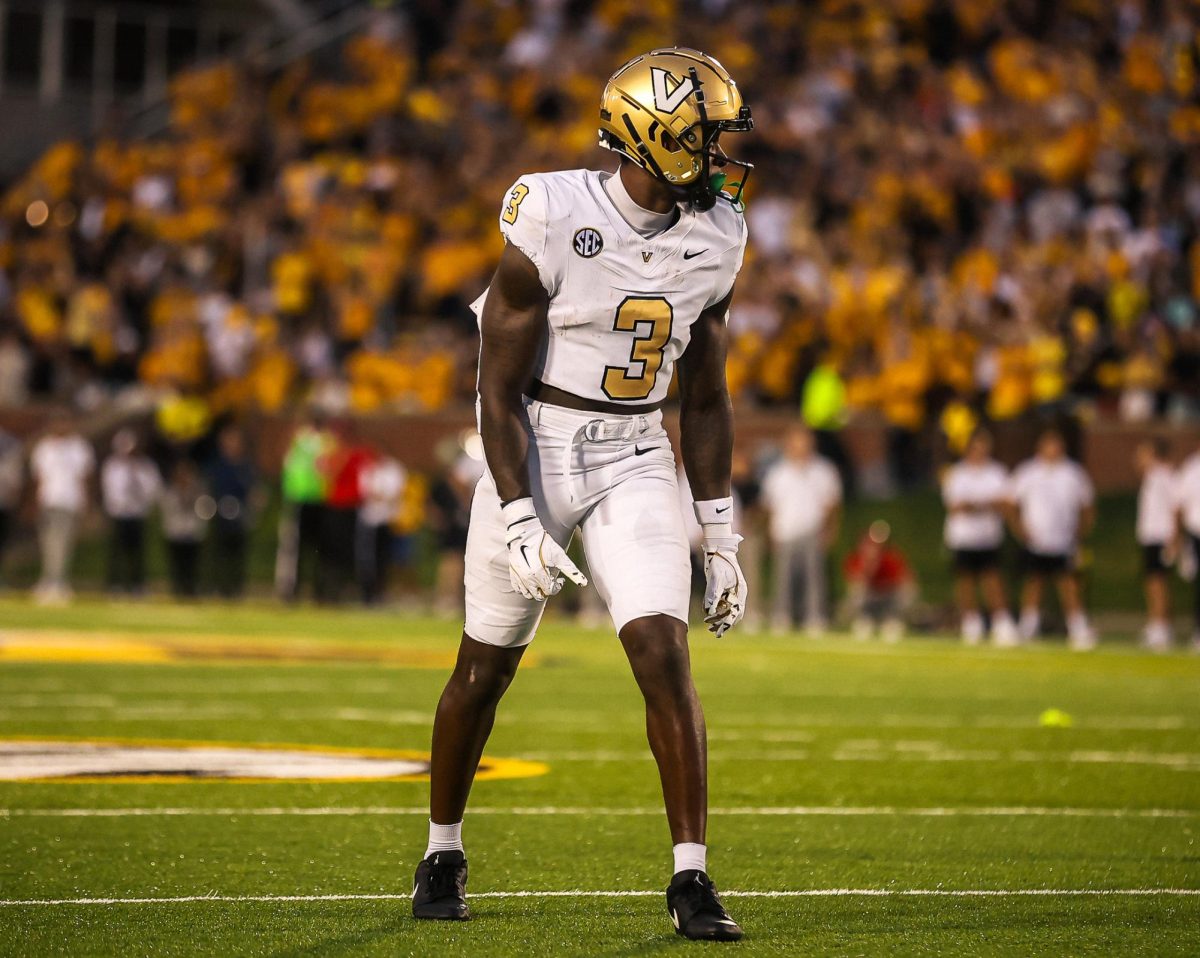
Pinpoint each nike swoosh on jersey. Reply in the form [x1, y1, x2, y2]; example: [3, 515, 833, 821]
[683, 249, 708, 260]
[671, 909, 681, 929]
[634, 445, 660, 456]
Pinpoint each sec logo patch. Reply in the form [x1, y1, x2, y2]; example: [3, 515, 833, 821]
[573, 227, 604, 258]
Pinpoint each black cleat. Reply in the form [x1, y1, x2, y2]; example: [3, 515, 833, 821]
[666, 870, 744, 941]
[412, 850, 470, 920]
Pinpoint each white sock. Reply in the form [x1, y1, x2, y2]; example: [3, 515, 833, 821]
[1067, 611, 1091, 638]
[673, 842, 707, 875]
[425, 820, 464, 859]
[961, 611, 984, 643]
[1019, 608, 1040, 640]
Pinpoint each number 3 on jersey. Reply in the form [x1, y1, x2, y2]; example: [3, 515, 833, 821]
[602, 296, 673, 401]
[501, 184, 529, 224]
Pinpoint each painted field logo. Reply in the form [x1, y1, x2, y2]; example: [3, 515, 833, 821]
[0, 740, 547, 783]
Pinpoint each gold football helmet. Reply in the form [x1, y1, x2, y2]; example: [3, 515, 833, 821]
[599, 47, 753, 210]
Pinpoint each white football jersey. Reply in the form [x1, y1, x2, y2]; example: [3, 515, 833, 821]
[473, 169, 748, 406]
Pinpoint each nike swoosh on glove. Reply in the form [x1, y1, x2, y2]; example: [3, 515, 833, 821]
[502, 497, 587, 601]
[701, 535, 747, 638]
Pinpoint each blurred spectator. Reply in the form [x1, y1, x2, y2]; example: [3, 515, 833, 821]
[843, 521, 915, 643]
[30, 418, 94, 604]
[317, 425, 373, 604]
[1135, 439, 1177, 652]
[0, 331, 30, 406]
[761, 426, 842, 635]
[0, 428, 22, 583]
[1007, 430, 1097, 650]
[428, 445, 482, 615]
[100, 430, 162, 595]
[276, 414, 332, 601]
[205, 425, 259, 599]
[161, 460, 207, 599]
[1175, 442, 1200, 650]
[357, 454, 407, 604]
[800, 360, 853, 494]
[941, 430, 1017, 646]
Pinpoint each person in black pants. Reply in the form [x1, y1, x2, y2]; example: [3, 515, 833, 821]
[161, 459, 207, 599]
[205, 426, 259, 599]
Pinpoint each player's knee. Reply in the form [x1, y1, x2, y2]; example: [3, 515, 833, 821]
[447, 635, 523, 704]
[620, 615, 692, 696]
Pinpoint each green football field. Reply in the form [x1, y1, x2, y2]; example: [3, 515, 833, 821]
[1, 599, 1198, 956]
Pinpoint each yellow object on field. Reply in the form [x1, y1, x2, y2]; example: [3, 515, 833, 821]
[1038, 708, 1073, 728]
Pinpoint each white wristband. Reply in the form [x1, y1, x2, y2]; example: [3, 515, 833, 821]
[501, 497, 539, 543]
[693, 497, 734, 527]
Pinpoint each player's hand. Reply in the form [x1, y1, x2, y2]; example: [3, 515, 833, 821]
[502, 498, 587, 601]
[701, 535, 747, 638]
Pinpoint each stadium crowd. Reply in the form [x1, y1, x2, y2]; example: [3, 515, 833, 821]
[0, 1, 1198, 647]
[0, 0, 1197, 438]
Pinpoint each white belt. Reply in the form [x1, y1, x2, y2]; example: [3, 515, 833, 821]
[560, 416, 651, 503]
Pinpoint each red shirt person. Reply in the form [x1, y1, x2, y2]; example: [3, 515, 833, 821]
[843, 521, 916, 641]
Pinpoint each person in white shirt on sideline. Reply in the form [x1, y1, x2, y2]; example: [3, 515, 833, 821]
[760, 425, 842, 635]
[29, 417, 95, 605]
[357, 454, 407, 605]
[1174, 442, 1200, 650]
[1006, 429, 1097, 650]
[1134, 439, 1178, 652]
[100, 429, 163, 595]
[941, 430, 1018, 646]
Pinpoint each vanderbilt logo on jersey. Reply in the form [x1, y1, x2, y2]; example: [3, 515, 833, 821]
[573, 227, 604, 258]
[641, 251, 653, 263]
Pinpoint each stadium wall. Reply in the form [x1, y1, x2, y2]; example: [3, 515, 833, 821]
[3, 407, 1196, 494]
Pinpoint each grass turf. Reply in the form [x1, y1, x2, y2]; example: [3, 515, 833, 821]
[0, 598, 1198, 956]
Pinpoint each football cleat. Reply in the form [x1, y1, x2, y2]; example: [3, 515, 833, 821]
[666, 869, 744, 942]
[412, 850, 470, 920]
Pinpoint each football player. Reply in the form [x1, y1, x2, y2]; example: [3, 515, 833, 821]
[412, 48, 752, 942]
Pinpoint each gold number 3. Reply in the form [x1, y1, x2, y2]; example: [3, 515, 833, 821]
[602, 296, 674, 401]
[502, 184, 529, 225]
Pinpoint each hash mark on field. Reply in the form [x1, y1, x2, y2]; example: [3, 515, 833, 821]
[3, 805, 1196, 819]
[2, 889, 1199, 906]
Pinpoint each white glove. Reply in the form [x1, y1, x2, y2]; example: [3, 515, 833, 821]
[502, 497, 587, 601]
[694, 497, 747, 638]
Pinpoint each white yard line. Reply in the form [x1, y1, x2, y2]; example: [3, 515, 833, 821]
[2, 805, 1195, 819]
[1, 889, 1198, 906]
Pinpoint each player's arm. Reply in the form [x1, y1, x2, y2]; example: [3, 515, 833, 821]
[477, 242, 548, 505]
[677, 288, 735, 501]
[678, 288, 745, 636]
[477, 240, 586, 600]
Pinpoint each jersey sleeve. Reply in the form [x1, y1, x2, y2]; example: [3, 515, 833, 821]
[497, 176, 561, 296]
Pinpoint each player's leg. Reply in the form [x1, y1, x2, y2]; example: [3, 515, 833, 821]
[618, 613, 706, 845]
[429, 635, 527, 826]
[954, 561, 983, 645]
[415, 463, 558, 920]
[580, 447, 742, 941]
[1057, 570, 1095, 650]
[1142, 544, 1172, 650]
[800, 534, 827, 635]
[769, 537, 793, 633]
[981, 566, 1018, 645]
[1019, 562, 1044, 641]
